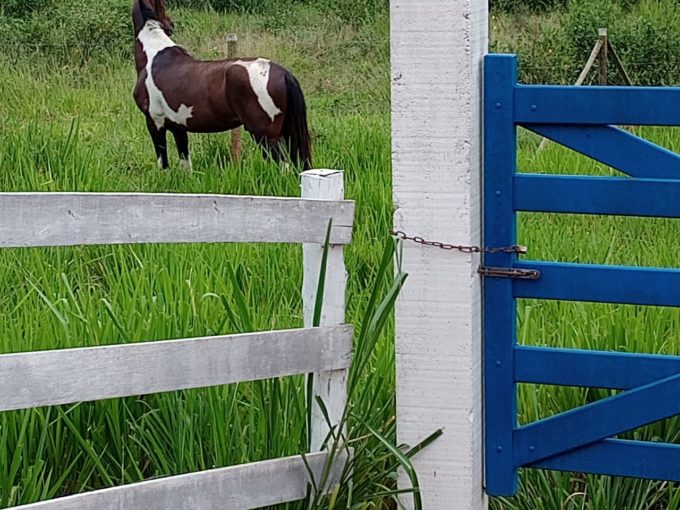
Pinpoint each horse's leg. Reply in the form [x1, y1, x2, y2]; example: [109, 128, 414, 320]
[146, 117, 169, 169]
[250, 130, 288, 168]
[262, 139, 283, 163]
[170, 128, 192, 171]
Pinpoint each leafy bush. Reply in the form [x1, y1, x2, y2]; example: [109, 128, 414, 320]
[493, 0, 680, 86]
[0, 0, 131, 65]
[491, 0, 641, 13]
[1, 0, 52, 17]
[564, 0, 680, 85]
[168, 0, 387, 24]
[491, 0, 568, 12]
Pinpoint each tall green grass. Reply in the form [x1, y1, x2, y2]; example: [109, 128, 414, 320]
[0, 4, 415, 508]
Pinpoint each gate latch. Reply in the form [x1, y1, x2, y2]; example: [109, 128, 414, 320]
[478, 266, 541, 280]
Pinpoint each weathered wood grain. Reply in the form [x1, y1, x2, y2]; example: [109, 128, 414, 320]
[0, 193, 354, 247]
[0, 325, 353, 412]
[13, 451, 347, 510]
[301, 170, 349, 452]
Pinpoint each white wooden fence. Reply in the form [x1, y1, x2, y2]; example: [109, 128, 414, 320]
[2, 169, 354, 510]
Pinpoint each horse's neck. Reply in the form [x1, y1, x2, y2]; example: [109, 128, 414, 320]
[134, 42, 147, 74]
[136, 21, 181, 73]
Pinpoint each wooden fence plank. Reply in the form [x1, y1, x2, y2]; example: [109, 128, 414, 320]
[301, 170, 349, 452]
[514, 371, 680, 467]
[514, 84, 680, 125]
[484, 53, 520, 495]
[0, 193, 354, 248]
[0, 325, 353, 412]
[515, 345, 680, 390]
[525, 125, 680, 179]
[531, 438, 680, 482]
[13, 451, 347, 510]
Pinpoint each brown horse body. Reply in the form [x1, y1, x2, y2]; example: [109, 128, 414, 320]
[131, 0, 311, 170]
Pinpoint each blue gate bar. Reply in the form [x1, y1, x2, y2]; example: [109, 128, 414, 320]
[513, 261, 680, 307]
[515, 85, 680, 125]
[515, 345, 680, 390]
[483, 53, 519, 495]
[514, 371, 680, 467]
[532, 439, 680, 482]
[524, 125, 680, 179]
[515, 174, 680, 217]
[484, 53, 680, 497]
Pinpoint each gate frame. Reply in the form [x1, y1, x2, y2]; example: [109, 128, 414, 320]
[484, 53, 680, 497]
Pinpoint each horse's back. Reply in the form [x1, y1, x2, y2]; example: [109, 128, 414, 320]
[150, 54, 238, 131]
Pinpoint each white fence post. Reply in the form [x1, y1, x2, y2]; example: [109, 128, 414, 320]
[391, 0, 488, 508]
[301, 169, 348, 452]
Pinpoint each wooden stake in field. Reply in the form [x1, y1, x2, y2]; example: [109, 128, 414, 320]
[538, 28, 633, 150]
[227, 34, 242, 161]
[598, 28, 609, 85]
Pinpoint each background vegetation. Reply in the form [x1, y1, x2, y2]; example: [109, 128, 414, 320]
[3, 0, 680, 508]
[491, 0, 680, 85]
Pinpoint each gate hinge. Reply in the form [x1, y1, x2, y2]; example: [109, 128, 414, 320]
[478, 266, 541, 280]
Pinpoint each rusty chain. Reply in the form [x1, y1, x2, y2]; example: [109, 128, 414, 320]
[390, 230, 527, 255]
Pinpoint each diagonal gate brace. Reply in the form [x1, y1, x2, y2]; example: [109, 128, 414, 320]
[514, 370, 680, 467]
[526, 124, 680, 180]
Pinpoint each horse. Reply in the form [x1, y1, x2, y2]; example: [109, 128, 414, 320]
[131, 0, 312, 171]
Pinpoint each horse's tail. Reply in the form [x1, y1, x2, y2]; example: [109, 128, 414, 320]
[281, 71, 312, 170]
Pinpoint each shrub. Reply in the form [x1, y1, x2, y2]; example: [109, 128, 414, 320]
[0, 0, 131, 65]
[167, 0, 388, 24]
[493, 0, 680, 86]
[491, 0, 568, 12]
[1, 0, 52, 18]
[491, 0, 642, 13]
[564, 0, 680, 86]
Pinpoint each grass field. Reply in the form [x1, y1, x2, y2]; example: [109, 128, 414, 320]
[4, 2, 680, 509]
[0, 5, 403, 509]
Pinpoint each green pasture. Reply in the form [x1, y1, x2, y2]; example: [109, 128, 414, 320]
[2, 1, 680, 509]
[0, 6, 402, 509]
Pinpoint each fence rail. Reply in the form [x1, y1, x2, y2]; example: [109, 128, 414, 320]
[0, 170, 354, 508]
[13, 451, 348, 510]
[0, 325, 353, 412]
[0, 192, 354, 248]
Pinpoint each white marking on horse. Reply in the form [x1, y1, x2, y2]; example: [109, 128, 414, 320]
[234, 58, 282, 122]
[138, 21, 193, 130]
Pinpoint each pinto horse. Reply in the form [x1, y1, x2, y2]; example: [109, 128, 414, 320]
[131, 0, 312, 170]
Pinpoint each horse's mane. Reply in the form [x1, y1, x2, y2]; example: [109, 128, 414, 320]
[137, 0, 159, 23]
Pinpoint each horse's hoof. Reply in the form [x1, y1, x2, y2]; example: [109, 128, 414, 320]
[180, 159, 193, 172]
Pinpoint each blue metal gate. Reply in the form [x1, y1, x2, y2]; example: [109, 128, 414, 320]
[484, 53, 680, 496]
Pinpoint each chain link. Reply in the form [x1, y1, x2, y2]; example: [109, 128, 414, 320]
[390, 230, 527, 255]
